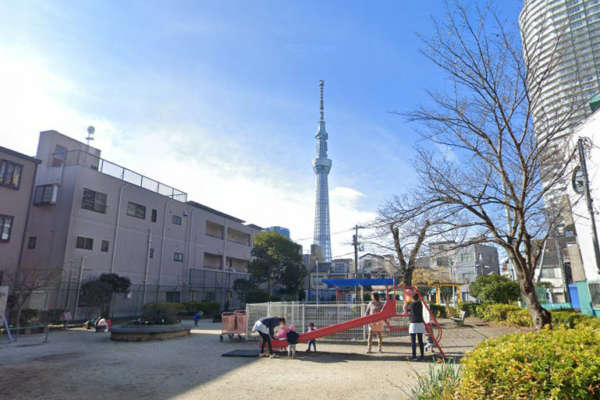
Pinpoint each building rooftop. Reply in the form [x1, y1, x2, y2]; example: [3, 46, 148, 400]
[63, 148, 188, 201]
[186, 201, 244, 224]
[0, 146, 41, 164]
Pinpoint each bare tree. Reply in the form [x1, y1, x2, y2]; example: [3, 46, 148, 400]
[405, 2, 582, 328]
[5, 267, 60, 330]
[375, 194, 463, 286]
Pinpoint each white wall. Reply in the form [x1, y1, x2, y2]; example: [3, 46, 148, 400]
[569, 110, 600, 282]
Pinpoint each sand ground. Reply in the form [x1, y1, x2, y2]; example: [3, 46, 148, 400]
[0, 319, 515, 400]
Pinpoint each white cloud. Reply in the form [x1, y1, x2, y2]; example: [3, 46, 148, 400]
[0, 44, 376, 258]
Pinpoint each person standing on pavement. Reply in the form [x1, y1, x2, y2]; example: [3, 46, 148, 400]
[365, 292, 384, 353]
[407, 293, 426, 361]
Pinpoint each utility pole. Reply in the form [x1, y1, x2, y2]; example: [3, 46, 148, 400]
[352, 225, 363, 302]
[578, 138, 600, 274]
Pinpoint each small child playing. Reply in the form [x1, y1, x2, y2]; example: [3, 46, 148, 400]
[306, 322, 317, 352]
[424, 332, 435, 353]
[286, 325, 299, 358]
[276, 319, 289, 353]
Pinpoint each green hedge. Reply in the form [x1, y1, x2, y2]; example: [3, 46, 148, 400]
[457, 302, 479, 317]
[429, 304, 448, 318]
[480, 304, 522, 323]
[459, 327, 600, 399]
[19, 309, 39, 325]
[181, 301, 220, 316]
[141, 303, 184, 324]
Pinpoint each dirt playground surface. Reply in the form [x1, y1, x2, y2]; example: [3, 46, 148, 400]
[0, 319, 516, 400]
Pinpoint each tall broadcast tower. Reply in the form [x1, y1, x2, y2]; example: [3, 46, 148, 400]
[313, 80, 332, 261]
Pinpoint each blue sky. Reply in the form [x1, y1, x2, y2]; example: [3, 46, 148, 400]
[0, 0, 522, 257]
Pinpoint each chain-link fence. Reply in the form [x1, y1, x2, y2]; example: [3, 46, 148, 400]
[26, 270, 249, 322]
[245, 302, 410, 342]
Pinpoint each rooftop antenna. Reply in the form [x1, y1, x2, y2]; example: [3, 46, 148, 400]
[319, 80, 324, 122]
[86, 126, 95, 146]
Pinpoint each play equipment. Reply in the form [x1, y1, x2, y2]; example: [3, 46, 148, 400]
[429, 281, 463, 305]
[264, 279, 446, 358]
[220, 309, 247, 342]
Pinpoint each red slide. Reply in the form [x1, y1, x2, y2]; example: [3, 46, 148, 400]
[269, 300, 396, 349]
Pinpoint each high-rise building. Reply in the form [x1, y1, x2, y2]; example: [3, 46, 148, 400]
[313, 80, 332, 261]
[519, 0, 600, 302]
[519, 0, 600, 195]
[265, 226, 290, 238]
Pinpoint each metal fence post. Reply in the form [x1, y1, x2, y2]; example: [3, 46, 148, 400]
[302, 303, 305, 333]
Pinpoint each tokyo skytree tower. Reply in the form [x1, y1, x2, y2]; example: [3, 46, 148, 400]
[313, 80, 332, 261]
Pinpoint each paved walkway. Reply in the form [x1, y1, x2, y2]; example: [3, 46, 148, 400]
[0, 319, 515, 400]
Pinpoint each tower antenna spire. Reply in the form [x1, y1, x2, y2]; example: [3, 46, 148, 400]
[319, 80, 324, 122]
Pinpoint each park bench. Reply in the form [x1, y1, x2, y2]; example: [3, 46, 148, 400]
[450, 311, 466, 326]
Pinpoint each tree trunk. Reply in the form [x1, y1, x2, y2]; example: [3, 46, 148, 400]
[267, 276, 273, 297]
[520, 277, 552, 328]
[404, 266, 414, 287]
[15, 305, 23, 338]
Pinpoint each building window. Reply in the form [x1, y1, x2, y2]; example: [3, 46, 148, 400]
[0, 215, 14, 241]
[81, 188, 107, 213]
[174, 252, 184, 262]
[101, 240, 109, 252]
[151, 209, 157, 223]
[166, 291, 180, 303]
[149, 248, 154, 259]
[172, 215, 182, 225]
[51, 145, 68, 167]
[76, 236, 93, 250]
[589, 283, 600, 308]
[27, 236, 37, 249]
[126, 201, 146, 219]
[0, 160, 23, 190]
[34, 184, 58, 205]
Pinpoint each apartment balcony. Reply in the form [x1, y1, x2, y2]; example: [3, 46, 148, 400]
[60, 149, 187, 201]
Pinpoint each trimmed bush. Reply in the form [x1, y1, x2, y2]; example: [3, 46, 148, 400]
[505, 308, 532, 327]
[458, 302, 479, 317]
[411, 362, 461, 400]
[551, 310, 591, 329]
[429, 304, 448, 318]
[141, 303, 184, 325]
[480, 304, 521, 322]
[19, 309, 39, 325]
[181, 301, 221, 316]
[474, 303, 489, 318]
[459, 327, 600, 399]
[197, 301, 220, 316]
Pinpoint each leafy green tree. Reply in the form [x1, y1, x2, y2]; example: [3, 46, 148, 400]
[99, 273, 131, 295]
[80, 273, 131, 316]
[280, 262, 307, 300]
[80, 280, 113, 315]
[248, 231, 304, 296]
[233, 279, 255, 305]
[470, 275, 520, 304]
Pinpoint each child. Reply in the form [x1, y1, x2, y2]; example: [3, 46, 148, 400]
[193, 311, 203, 327]
[424, 332, 435, 353]
[276, 319, 289, 339]
[276, 319, 289, 353]
[306, 322, 317, 352]
[286, 325, 299, 358]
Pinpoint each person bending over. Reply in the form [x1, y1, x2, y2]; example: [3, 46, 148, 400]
[252, 316, 284, 358]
